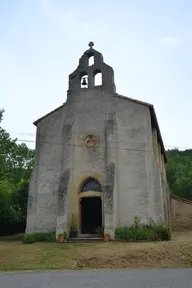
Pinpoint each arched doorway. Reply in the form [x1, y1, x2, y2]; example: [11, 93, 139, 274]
[79, 178, 102, 234]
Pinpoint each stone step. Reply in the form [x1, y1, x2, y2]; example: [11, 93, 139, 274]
[67, 237, 103, 243]
[78, 234, 99, 238]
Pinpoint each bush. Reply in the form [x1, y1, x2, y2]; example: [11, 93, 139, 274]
[23, 232, 56, 244]
[115, 222, 171, 242]
[152, 223, 171, 240]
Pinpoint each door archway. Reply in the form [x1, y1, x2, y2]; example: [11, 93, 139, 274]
[71, 171, 104, 236]
[79, 178, 103, 234]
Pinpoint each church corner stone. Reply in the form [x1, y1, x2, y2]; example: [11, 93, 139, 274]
[56, 169, 70, 236]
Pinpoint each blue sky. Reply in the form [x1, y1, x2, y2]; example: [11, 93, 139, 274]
[1, 0, 192, 150]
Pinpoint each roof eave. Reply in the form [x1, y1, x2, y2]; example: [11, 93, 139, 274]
[149, 106, 167, 163]
[33, 104, 66, 126]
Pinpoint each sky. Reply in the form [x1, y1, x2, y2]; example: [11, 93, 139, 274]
[1, 0, 192, 150]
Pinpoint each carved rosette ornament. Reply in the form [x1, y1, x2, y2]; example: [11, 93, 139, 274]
[85, 135, 97, 147]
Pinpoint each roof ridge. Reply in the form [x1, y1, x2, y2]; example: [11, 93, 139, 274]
[116, 93, 153, 107]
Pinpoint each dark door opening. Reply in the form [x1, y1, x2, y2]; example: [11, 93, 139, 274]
[80, 197, 102, 234]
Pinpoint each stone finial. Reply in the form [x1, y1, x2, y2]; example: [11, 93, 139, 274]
[88, 41, 94, 49]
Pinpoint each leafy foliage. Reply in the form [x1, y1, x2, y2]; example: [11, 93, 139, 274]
[0, 180, 16, 223]
[0, 109, 34, 236]
[166, 149, 192, 200]
[23, 232, 56, 244]
[115, 220, 171, 242]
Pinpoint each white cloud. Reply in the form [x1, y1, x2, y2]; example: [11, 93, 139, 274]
[162, 36, 179, 45]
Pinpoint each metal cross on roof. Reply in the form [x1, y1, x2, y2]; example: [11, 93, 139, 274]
[88, 41, 94, 49]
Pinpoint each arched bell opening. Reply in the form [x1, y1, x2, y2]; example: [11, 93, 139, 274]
[80, 71, 88, 88]
[93, 69, 102, 86]
[88, 56, 94, 66]
[87, 50, 94, 67]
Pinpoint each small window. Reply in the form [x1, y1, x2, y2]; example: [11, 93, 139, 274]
[81, 178, 102, 192]
[88, 56, 94, 66]
[80, 71, 88, 88]
[94, 69, 102, 86]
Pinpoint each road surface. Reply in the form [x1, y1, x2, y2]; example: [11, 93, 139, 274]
[0, 269, 192, 287]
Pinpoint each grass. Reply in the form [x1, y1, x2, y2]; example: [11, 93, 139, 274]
[0, 233, 24, 242]
[0, 231, 192, 271]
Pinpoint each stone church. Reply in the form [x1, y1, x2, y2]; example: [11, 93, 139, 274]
[26, 42, 171, 238]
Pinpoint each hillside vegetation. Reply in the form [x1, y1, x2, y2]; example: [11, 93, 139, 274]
[166, 149, 192, 200]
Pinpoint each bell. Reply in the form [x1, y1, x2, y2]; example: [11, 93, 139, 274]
[82, 77, 87, 86]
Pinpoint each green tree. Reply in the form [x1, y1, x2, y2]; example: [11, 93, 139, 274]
[166, 149, 192, 200]
[0, 180, 20, 235]
[12, 179, 29, 223]
[0, 109, 35, 235]
[0, 180, 15, 223]
[0, 109, 34, 184]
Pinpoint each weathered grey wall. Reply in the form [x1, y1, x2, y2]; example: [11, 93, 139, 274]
[114, 99, 150, 225]
[104, 113, 117, 236]
[67, 88, 117, 235]
[56, 115, 74, 236]
[26, 46, 167, 234]
[26, 89, 166, 234]
[26, 107, 66, 233]
[25, 167, 38, 233]
[25, 125, 41, 233]
[112, 97, 166, 226]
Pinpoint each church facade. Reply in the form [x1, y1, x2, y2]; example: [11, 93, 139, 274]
[26, 42, 171, 238]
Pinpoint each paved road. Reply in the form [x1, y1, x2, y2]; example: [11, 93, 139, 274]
[0, 269, 192, 287]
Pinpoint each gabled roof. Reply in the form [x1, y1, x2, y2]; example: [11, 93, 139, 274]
[33, 93, 167, 162]
[33, 104, 66, 126]
[116, 94, 167, 162]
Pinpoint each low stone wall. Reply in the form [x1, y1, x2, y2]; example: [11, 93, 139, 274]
[171, 195, 192, 231]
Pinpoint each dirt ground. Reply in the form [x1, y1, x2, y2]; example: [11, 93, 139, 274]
[0, 211, 192, 271]
[0, 231, 192, 271]
[77, 231, 192, 269]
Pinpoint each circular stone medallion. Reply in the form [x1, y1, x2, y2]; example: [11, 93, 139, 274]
[85, 135, 97, 147]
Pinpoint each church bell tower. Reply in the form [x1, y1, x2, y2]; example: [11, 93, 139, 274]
[67, 42, 116, 98]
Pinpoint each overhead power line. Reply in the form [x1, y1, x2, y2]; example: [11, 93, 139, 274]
[14, 138, 192, 152]
[6, 131, 192, 150]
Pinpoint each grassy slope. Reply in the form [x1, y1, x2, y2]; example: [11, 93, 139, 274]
[0, 231, 192, 271]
